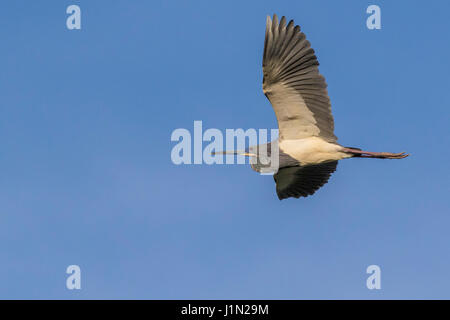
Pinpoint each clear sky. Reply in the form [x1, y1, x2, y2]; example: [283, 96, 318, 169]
[1, 0, 449, 299]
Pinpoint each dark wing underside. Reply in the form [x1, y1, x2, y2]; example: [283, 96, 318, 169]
[273, 161, 338, 200]
[263, 14, 337, 142]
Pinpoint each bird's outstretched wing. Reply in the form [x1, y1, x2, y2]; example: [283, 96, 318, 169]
[263, 14, 337, 142]
[273, 161, 338, 200]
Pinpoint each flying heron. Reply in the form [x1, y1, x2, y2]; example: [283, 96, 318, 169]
[218, 14, 408, 200]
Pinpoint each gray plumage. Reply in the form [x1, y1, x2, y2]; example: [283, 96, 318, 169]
[263, 15, 337, 142]
[256, 15, 340, 198]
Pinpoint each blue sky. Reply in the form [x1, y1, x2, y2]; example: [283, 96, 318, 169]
[1, 0, 449, 299]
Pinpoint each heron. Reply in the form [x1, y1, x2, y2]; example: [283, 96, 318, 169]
[218, 14, 408, 200]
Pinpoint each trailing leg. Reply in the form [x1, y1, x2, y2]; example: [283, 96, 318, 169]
[342, 147, 409, 159]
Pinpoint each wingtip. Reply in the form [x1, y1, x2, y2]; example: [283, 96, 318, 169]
[273, 14, 279, 26]
[267, 14, 281, 25]
[280, 16, 286, 28]
[267, 14, 288, 28]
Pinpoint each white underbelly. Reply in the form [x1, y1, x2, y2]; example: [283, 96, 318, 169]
[279, 137, 351, 165]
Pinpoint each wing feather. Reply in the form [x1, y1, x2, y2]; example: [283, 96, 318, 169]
[263, 14, 337, 142]
[273, 161, 338, 200]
